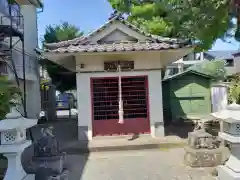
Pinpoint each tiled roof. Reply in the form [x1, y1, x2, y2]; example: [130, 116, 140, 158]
[204, 50, 238, 60]
[163, 70, 214, 81]
[44, 42, 191, 53]
[44, 16, 191, 52]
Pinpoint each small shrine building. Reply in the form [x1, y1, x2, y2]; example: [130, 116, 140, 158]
[42, 16, 193, 140]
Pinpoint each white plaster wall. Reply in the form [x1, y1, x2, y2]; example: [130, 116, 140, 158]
[234, 56, 240, 73]
[76, 52, 164, 73]
[77, 70, 164, 140]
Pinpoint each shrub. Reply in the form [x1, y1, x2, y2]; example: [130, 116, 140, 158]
[0, 76, 21, 119]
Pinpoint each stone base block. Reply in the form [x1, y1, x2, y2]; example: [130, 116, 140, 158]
[217, 165, 240, 180]
[35, 168, 69, 180]
[78, 126, 89, 141]
[151, 122, 164, 137]
[184, 146, 229, 167]
[32, 155, 65, 174]
[23, 174, 35, 180]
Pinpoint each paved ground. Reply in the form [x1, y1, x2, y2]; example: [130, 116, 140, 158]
[65, 149, 215, 180]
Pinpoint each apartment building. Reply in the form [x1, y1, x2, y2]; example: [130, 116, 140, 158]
[165, 51, 238, 78]
[0, 0, 43, 118]
[164, 52, 205, 77]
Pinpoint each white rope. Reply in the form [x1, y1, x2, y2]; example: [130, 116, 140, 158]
[118, 64, 124, 124]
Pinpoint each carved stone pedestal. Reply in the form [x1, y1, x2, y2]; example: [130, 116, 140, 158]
[35, 168, 69, 180]
[184, 146, 229, 167]
[184, 129, 228, 168]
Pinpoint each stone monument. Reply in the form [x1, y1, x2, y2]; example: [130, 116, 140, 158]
[28, 126, 69, 180]
[184, 128, 228, 167]
[0, 107, 38, 180]
[212, 103, 240, 180]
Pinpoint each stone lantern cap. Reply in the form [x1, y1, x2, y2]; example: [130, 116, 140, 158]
[0, 107, 38, 146]
[212, 103, 240, 120]
[0, 108, 38, 132]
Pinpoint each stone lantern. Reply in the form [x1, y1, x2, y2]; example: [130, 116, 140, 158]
[212, 103, 240, 180]
[0, 107, 38, 180]
[28, 126, 69, 180]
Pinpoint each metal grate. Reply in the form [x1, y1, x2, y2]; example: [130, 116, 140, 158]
[92, 76, 148, 121]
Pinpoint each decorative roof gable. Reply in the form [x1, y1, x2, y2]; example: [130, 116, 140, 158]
[43, 16, 192, 53]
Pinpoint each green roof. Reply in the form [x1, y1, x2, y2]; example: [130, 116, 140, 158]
[163, 70, 214, 82]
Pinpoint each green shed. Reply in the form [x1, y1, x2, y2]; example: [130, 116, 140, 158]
[162, 70, 213, 122]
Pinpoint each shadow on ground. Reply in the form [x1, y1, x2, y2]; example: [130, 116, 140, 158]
[164, 121, 195, 139]
[22, 118, 89, 180]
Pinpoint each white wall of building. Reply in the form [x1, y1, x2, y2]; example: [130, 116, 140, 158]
[77, 70, 164, 140]
[234, 56, 240, 73]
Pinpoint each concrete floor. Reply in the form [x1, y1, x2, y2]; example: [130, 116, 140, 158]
[66, 149, 215, 180]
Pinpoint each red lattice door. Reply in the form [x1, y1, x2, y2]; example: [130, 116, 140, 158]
[91, 76, 150, 136]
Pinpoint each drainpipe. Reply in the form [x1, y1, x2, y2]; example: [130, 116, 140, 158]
[118, 64, 124, 124]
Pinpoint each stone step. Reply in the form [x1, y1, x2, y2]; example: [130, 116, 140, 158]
[60, 136, 187, 154]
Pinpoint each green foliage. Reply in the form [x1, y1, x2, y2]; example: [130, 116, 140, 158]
[226, 73, 240, 104]
[188, 60, 226, 80]
[40, 59, 76, 93]
[108, 0, 232, 50]
[0, 76, 21, 119]
[42, 22, 83, 44]
[42, 22, 83, 91]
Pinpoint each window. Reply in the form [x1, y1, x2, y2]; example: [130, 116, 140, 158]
[183, 53, 202, 61]
[0, 0, 20, 16]
[10, 3, 22, 27]
[225, 59, 234, 67]
[0, 0, 9, 15]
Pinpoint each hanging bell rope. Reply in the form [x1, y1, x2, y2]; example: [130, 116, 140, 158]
[118, 63, 124, 124]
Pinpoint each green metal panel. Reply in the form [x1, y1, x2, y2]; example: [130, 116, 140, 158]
[168, 73, 211, 120]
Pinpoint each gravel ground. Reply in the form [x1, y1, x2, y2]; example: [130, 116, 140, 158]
[65, 148, 216, 180]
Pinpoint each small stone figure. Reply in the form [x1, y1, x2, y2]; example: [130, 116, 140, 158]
[188, 129, 220, 150]
[34, 126, 60, 157]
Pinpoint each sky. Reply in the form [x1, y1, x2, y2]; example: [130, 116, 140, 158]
[38, 0, 240, 51]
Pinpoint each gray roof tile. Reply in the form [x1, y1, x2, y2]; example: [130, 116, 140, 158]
[44, 42, 190, 53]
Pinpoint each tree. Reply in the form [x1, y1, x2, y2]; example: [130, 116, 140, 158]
[0, 76, 21, 119]
[107, 0, 237, 50]
[188, 60, 226, 80]
[42, 22, 83, 92]
[226, 73, 240, 104]
[42, 22, 83, 44]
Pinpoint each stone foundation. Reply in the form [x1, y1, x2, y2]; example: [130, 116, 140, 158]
[217, 165, 240, 180]
[184, 146, 229, 167]
[78, 126, 90, 141]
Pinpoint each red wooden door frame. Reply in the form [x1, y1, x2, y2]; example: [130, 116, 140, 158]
[90, 75, 150, 136]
